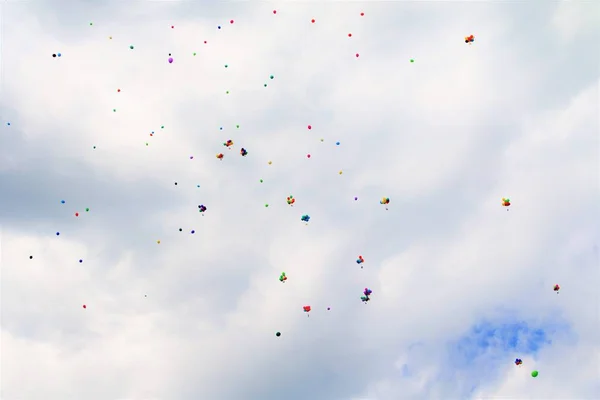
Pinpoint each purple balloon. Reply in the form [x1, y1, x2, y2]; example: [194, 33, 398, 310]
[168, 57, 173, 63]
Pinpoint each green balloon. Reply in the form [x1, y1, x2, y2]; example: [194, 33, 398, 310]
[270, 75, 274, 79]
[531, 370, 538, 377]
[85, 208, 90, 212]
[193, 52, 197, 56]
[275, 332, 281, 337]
[259, 179, 263, 183]
[129, 45, 134, 49]
[264, 84, 267, 87]
[265, 204, 269, 207]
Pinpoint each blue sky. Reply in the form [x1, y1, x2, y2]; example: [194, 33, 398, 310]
[1, 1, 599, 400]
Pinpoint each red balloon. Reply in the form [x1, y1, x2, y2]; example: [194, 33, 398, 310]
[307, 125, 312, 130]
[356, 53, 360, 57]
[348, 33, 352, 37]
[273, 10, 277, 14]
[75, 212, 79, 217]
[307, 154, 311, 158]
[360, 12, 365, 16]
[82, 305, 87, 309]
[311, 19, 315, 23]
[230, 20, 234, 24]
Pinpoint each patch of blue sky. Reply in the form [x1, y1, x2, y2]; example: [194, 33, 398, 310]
[427, 313, 572, 397]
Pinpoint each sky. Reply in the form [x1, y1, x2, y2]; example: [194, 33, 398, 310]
[0, 1, 599, 400]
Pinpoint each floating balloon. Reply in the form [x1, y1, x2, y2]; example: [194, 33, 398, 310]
[515, 358, 523, 366]
[276, 331, 281, 336]
[198, 205, 207, 213]
[502, 198, 511, 209]
[531, 370, 538, 378]
[356, 255, 365, 268]
[286, 195, 295, 206]
[553, 284, 560, 293]
[279, 272, 287, 282]
[240, 148, 248, 156]
[216, 153, 224, 160]
[168, 57, 173, 63]
[301, 214, 310, 223]
[465, 34, 475, 44]
[83, 305, 87, 309]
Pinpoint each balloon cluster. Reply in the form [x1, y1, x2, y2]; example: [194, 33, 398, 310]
[224, 139, 234, 148]
[216, 153, 224, 160]
[301, 214, 310, 223]
[553, 284, 560, 294]
[356, 255, 365, 268]
[465, 34, 475, 44]
[361, 288, 372, 303]
[240, 148, 248, 156]
[515, 358, 523, 366]
[279, 272, 287, 283]
[198, 204, 207, 214]
[286, 195, 295, 206]
[502, 197, 511, 209]
[303, 305, 311, 317]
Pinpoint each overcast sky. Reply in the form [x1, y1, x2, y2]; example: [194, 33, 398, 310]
[1, 1, 599, 400]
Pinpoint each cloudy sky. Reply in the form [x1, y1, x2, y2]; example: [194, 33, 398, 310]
[1, 1, 599, 399]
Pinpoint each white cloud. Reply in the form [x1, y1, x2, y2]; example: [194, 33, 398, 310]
[1, 2, 598, 400]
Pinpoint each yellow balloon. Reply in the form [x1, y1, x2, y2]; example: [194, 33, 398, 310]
[268, 161, 272, 165]
[339, 170, 343, 175]
[157, 240, 161, 244]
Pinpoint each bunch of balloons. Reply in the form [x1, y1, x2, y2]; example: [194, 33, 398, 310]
[303, 305, 311, 316]
[356, 255, 365, 268]
[224, 139, 234, 148]
[216, 153, 224, 160]
[279, 272, 287, 282]
[198, 205, 207, 214]
[287, 195, 295, 206]
[465, 34, 475, 44]
[240, 148, 248, 156]
[301, 214, 310, 223]
[361, 288, 372, 303]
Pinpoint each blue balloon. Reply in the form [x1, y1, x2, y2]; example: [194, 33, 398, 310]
[336, 142, 340, 145]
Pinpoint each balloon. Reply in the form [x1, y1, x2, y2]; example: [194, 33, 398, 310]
[531, 370, 538, 377]
[168, 57, 173, 63]
[276, 332, 281, 337]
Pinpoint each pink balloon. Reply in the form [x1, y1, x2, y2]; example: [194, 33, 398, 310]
[168, 57, 173, 63]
